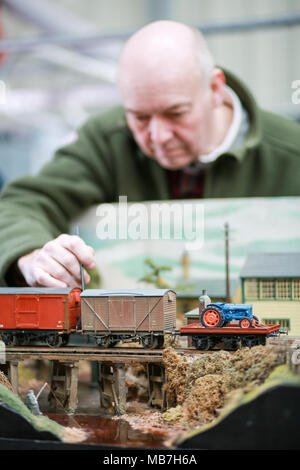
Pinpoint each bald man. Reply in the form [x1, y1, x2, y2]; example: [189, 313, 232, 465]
[0, 20, 300, 288]
[118, 21, 233, 170]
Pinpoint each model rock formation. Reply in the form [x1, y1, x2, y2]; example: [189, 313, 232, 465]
[162, 345, 287, 426]
[0, 370, 13, 391]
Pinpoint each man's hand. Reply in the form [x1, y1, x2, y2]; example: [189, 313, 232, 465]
[17, 234, 96, 288]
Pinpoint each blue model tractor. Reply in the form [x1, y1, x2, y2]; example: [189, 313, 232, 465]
[200, 302, 259, 328]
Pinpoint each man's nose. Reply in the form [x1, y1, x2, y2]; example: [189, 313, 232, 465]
[149, 116, 173, 144]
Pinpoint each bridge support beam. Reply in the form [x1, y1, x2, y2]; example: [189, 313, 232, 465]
[147, 363, 166, 410]
[48, 361, 79, 414]
[8, 361, 19, 394]
[98, 362, 127, 415]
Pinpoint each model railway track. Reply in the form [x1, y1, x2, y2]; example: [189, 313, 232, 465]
[4, 345, 217, 362]
[4, 346, 167, 363]
[5, 336, 287, 362]
[6, 346, 163, 354]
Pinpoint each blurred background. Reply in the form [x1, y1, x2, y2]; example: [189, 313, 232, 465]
[0, 0, 300, 186]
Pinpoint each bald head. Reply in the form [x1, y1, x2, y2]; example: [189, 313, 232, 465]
[118, 21, 215, 94]
[117, 21, 228, 171]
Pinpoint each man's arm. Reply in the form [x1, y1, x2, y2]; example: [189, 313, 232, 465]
[0, 116, 115, 286]
[17, 235, 96, 288]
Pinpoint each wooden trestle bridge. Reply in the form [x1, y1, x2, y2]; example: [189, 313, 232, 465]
[1, 346, 172, 415]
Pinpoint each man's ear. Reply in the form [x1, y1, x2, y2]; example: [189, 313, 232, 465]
[210, 68, 226, 108]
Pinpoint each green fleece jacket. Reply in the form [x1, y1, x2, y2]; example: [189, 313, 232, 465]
[0, 70, 300, 286]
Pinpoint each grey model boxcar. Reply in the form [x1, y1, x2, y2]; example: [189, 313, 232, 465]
[80, 289, 176, 348]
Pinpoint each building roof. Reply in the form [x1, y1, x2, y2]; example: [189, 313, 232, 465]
[175, 278, 240, 299]
[184, 307, 200, 318]
[240, 253, 300, 278]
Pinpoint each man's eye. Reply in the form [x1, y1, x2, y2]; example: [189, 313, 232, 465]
[168, 112, 184, 118]
[135, 115, 149, 122]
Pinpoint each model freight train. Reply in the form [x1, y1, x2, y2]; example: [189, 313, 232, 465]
[0, 287, 176, 349]
[0, 287, 281, 350]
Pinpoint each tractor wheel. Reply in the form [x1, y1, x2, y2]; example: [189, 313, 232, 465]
[239, 318, 251, 329]
[252, 315, 259, 327]
[200, 306, 224, 328]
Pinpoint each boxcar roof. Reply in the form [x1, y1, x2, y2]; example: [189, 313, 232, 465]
[80, 289, 176, 297]
[0, 287, 77, 295]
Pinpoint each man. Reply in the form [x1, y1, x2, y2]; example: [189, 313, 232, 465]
[0, 20, 300, 288]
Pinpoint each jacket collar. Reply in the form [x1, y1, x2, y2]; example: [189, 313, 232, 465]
[223, 69, 262, 162]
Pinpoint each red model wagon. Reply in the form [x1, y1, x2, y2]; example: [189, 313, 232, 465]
[0, 287, 81, 346]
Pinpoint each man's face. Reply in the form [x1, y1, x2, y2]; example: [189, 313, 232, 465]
[122, 74, 215, 171]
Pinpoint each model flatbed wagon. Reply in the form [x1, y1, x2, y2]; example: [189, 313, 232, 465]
[179, 321, 281, 350]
